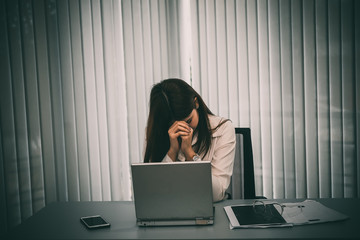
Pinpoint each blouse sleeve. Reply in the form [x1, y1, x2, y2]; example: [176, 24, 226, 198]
[210, 120, 236, 202]
[162, 154, 174, 163]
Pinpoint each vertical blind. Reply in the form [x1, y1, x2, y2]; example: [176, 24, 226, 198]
[0, 0, 184, 233]
[189, 0, 359, 199]
[0, 0, 359, 235]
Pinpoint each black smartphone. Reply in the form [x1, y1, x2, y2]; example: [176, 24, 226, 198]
[80, 215, 110, 229]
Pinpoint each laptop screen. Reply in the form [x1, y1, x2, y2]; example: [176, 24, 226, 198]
[131, 161, 213, 222]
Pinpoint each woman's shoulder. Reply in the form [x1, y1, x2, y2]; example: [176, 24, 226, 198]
[208, 114, 235, 137]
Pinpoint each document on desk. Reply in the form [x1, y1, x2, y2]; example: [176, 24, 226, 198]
[224, 200, 349, 229]
[280, 200, 349, 226]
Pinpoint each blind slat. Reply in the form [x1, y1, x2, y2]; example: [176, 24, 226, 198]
[0, 120, 8, 232]
[112, 0, 132, 200]
[150, 0, 162, 85]
[246, 0, 262, 198]
[20, 2, 44, 212]
[102, 0, 120, 201]
[46, 0, 69, 202]
[20, 0, 45, 211]
[197, 0, 209, 102]
[159, 0, 169, 77]
[91, 0, 112, 201]
[328, 0, 344, 198]
[269, 0, 284, 198]
[132, 0, 147, 162]
[303, 0, 319, 198]
[257, 0, 270, 198]
[33, 0, 58, 204]
[205, 0, 218, 112]
[355, 0, 360, 199]
[280, 0, 296, 199]
[0, 0, 22, 228]
[315, 0, 331, 198]
[215, 0, 228, 117]
[8, 0, 33, 219]
[236, 0, 250, 126]
[189, 0, 201, 92]
[80, 0, 102, 201]
[69, 0, 91, 202]
[291, 0, 306, 198]
[58, 0, 80, 202]
[341, 0, 356, 198]
[142, 0, 155, 108]
[122, 0, 141, 166]
[226, 0, 239, 125]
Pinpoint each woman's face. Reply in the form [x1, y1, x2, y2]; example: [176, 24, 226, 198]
[182, 108, 199, 130]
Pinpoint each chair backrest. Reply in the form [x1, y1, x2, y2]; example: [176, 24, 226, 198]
[226, 128, 256, 199]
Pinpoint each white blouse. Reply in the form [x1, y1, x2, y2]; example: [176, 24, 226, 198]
[162, 115, 236, 202]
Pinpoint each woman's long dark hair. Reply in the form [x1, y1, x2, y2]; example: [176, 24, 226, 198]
[144, 78, 227, 163]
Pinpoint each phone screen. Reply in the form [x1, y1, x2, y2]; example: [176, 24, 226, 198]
[80, 215, 110, 229]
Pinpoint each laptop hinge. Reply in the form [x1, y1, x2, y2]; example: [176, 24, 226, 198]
[195, 218, 210, 225]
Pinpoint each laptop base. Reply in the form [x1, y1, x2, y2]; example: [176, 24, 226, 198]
[137, 218, 214, 226]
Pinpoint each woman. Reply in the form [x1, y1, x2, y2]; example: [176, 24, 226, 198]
[144, 78, 236, 202]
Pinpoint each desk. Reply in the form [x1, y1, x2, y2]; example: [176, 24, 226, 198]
[6, 198, 360, 239]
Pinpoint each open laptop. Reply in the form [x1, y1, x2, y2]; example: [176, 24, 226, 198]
[131, 161, 214, 226]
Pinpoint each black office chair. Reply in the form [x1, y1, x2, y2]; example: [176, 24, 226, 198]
[226, 128, 265, 199]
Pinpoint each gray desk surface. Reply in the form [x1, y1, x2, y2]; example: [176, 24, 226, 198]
[6, 198, 360, 239]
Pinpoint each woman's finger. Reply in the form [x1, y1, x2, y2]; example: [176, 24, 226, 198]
[172, 131, 190, 138]
[169, 121, 191, 132]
